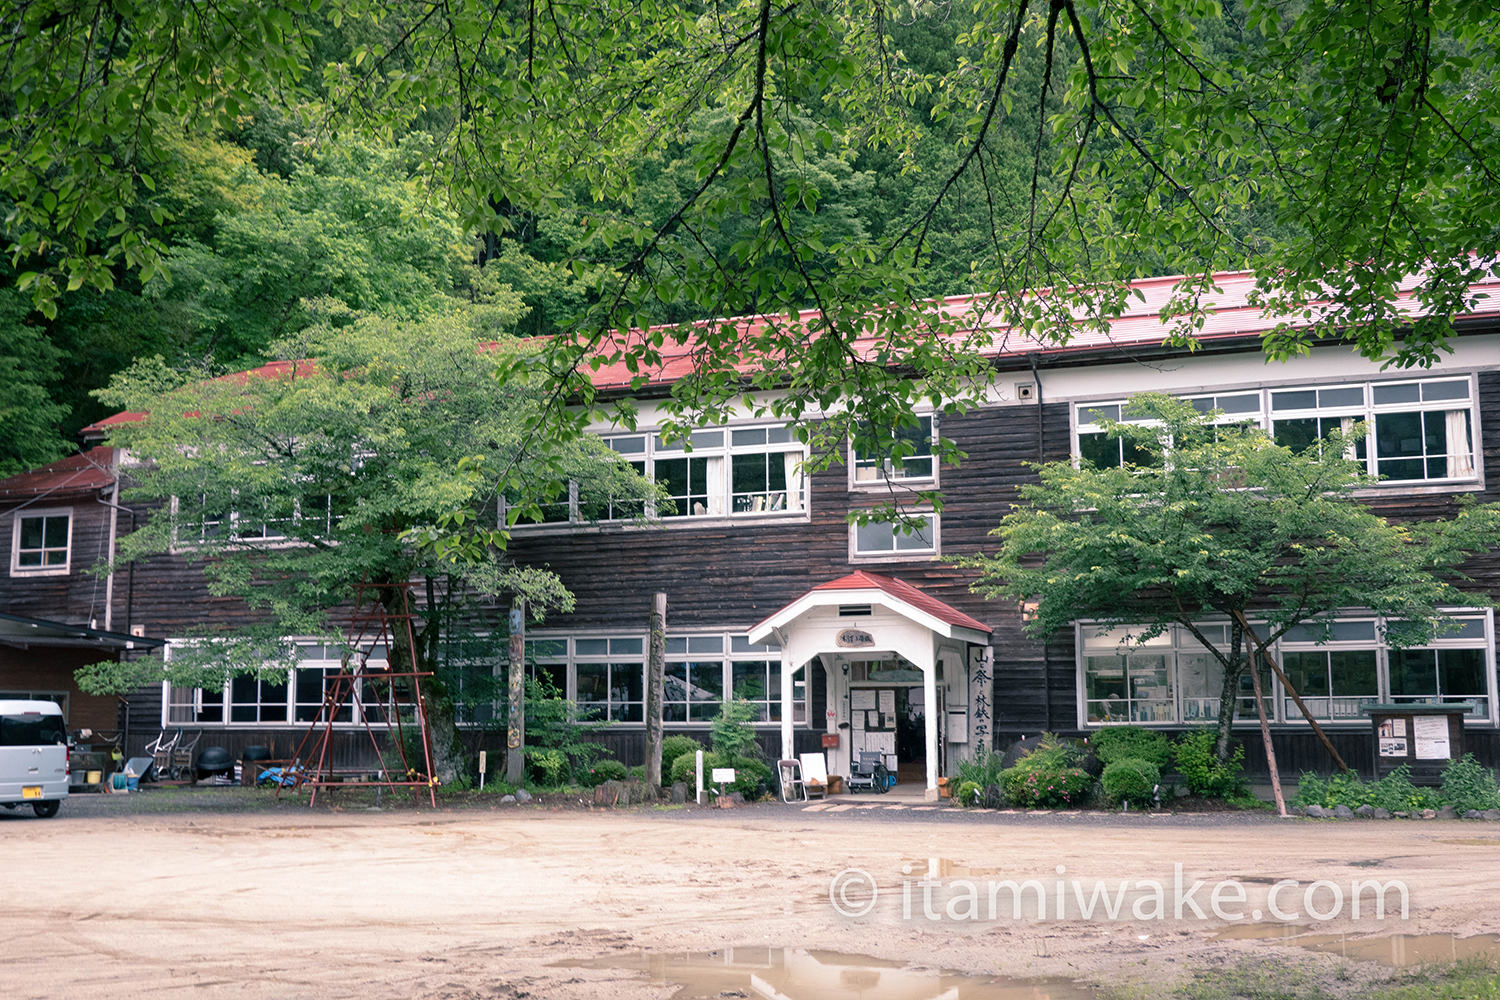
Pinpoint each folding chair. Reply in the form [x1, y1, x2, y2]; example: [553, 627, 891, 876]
[777, 759, 807, 803]
[798, 751, 829, 800]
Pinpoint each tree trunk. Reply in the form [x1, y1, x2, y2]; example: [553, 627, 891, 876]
[1212, 619, 1247, 763]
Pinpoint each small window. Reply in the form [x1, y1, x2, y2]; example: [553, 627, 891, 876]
[851, 512, 938, 559]
[853, 415, 936, 483]
[11, 509, 71, 575]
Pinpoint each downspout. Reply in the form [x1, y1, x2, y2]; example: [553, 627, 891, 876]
[101, 459, 121, 632]
[1029, 354, 1051, 731]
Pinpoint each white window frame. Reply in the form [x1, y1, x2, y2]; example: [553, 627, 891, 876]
[524, 631, 804, 727]
[1070, 374, 1482, 490]
[1075, 609, 1497, 728]
[509, 421, 809, 530]
[847, 509, 940, 563]
[161, 639, 395, 728]
[849, 413, 939, 489]
[10, 506, 72, 576]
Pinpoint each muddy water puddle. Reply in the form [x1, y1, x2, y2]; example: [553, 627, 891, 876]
[1215, 925, 1500, 966]
[568, 946, 1094, 999]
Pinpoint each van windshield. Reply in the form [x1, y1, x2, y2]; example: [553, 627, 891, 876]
[0, 714, 67, 746]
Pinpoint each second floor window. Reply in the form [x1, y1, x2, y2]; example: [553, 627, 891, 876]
[852, 415, 937, 484]
[11, 509, 71, 575]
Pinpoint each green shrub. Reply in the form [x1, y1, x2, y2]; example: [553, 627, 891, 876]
[1173, 729, 1247, 798]
[584, 759, 629, 785]
[710, 699, 761, 760]
[1293, 765, 1444, 813]
[528, 748, 568, 787]
[1441, 754, 1500, 813]
[627, 764, 646, 781]
[669, 749, 717, 786]
[522, 676, 608, 784]
[953, 745, 1006, 790]
[1000, 763, 1093, 807]
[727, 757, 773, 799]
[1101, 757, 1162, 806]
[955, 780, 983, 806]
[1090, 727, 1171, 769]
[661, 734, 703, 769]
[996, 734, 1092, 807]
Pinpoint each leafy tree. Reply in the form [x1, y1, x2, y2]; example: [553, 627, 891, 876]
[962, 394, 1500, 762]
[4, 0, 1495, 471]
[76, 308, 659, 781]
[0, 282, 67, 475]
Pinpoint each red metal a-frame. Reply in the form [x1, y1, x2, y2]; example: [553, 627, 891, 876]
[284, 584, 438, 806]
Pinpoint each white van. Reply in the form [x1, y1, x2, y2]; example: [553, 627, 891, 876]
[0, 699, 69, 818]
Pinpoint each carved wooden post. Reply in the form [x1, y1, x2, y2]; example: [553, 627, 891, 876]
[505, 599, 525, 784]
[646, 593, 666, 789]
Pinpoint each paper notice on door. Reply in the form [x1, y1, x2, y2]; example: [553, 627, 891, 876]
[1378, 737, 1408, 758]
[878, 689, 896, 714]
[852, 690, 876, 711]
[1378, 717, 1407, 739]
[1413, 714, 1451, 760]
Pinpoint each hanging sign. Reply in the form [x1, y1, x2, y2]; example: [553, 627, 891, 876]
[836, 628, 875, 648]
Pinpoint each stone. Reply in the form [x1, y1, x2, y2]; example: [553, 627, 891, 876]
[514, 788, 533, 803]
[1394, 811, 1409, 818]
[500, 794, 516, 803]
[1464, 810, 1483, 819]
[670, 782, 688, 804]
[1373, 807, 1392, 819]
[1303, 804, 1326, 818]
[1437, 805, 1458, 820]
[1333, 804, 1355, 819]
[982, 784, 1006, 810]
[1354, 804, 1374, 817]
[1484, 809, 1500, 821]
[1420, 809, 1438, 819]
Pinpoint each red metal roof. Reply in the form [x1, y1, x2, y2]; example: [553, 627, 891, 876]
[80, 360, 321, 437]
[0, 446, 116, 498]
[79, 268, 1500, 434]
[576, 268, 1500, 390]
[810, 570, 993, 634]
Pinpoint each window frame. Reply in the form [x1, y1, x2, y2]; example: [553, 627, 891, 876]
[1070, 374, 1482, 489]
[10, 507, 72, 576]
[849, 413, 939, 489]
[847, 509, 940, 563]
[1076, 610, 1497, 728]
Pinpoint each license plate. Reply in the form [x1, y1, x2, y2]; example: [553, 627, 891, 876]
[22, 786, 42, 800]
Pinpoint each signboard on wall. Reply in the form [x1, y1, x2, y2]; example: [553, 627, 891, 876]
[836, 629, 875, 648]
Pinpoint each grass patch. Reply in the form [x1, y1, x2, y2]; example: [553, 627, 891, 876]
[1109, 957, 1499, 1000]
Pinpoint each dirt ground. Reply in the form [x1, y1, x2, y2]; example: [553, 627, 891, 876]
[4, 793, 1499, 999]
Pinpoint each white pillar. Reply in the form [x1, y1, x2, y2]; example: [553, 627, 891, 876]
[923, 650, 940, 801]
[780, 653, 796, 762]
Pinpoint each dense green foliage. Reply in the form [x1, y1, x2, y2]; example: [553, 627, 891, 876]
[998, 733, 1093, 807]
[522, 677, 611, 787]
[1088, 727, 1171, 770]
[660, 735, 704, 772]
[1100, 758, 1162, 807]
[966, 394, 1500, 761]
[1441, 755, 1500, 813]
[1293, 764, 1446, 813]
[1173, 729, 1248, 799]
[4, 1, 1498, 476]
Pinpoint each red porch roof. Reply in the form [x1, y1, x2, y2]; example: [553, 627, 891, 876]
[808, 571, 993, 635]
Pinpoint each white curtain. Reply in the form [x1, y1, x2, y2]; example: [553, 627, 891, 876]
[704, 456, 725, 515]
[1446, 410, 1475, 478]
[782, 451, 805, 512]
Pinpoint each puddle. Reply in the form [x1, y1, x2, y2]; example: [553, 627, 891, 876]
[1290, 933, 1500, 966]
[1214, 927, 1500, 966]
[1436, 837, 1500, 846]
[568, 946, 1094, 999]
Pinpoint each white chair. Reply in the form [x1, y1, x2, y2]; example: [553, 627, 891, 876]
[777, 759, 806, 803]
[798, 751, 829, 800]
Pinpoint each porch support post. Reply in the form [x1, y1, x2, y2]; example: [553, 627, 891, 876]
[780, 653, 796, 762]
[923, 653, 939, 801]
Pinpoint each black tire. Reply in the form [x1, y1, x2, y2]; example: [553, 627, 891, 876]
[32, 801, 60, 819]
[874, 765, 890, 793]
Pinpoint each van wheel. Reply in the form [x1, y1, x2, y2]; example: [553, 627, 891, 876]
[31, 801, 60, 819]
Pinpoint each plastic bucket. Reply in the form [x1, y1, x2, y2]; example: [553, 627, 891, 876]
[86, 769, 102, 785]
[111, 773, 128, 791]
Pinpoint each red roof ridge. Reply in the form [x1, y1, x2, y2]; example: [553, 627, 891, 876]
[812, 570, 992, 634]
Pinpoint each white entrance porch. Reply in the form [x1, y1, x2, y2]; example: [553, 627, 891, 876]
[748, 571, 992, 800]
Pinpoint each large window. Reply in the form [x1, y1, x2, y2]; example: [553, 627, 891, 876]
[11, 509, 71, 575]
[174, 491, 336, 547]
[1074, 376, 1480, 485]
[852, 414, 936, 483]
[1079, 613, 1495, 726]
[524, 632, 803, 726]
[514, 423, 806, 527]
[164, 642, 398, 726]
